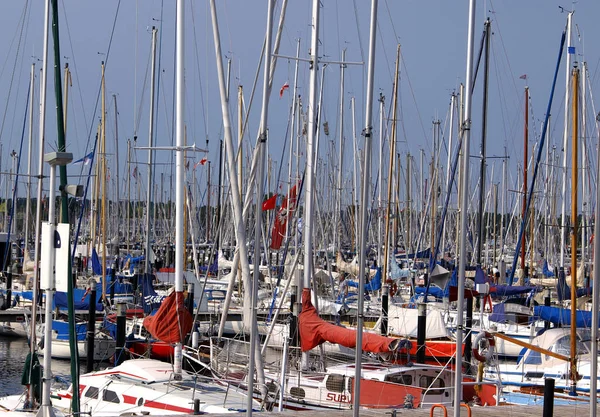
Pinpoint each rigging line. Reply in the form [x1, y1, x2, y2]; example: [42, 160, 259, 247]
[3, 81, 30, 271]
[133, 0, 139, 137]
[7, 10, 31, 156]
[134, 46, 152, 134]
[60, 0, 90, 148]
[490, 35, 516, 153]
[189, 1, 209, 141]
[399, 50, 430, 153]
[488, 1, 521, 102]
[375, 19, 393, 86]
[0, 2, 28, 83]
[351, 0, 365, 65]
[0, 0, 29, 145]
[78, 0, 122, 186]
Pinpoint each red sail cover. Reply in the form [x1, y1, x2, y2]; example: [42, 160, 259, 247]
[299, 288, 398, 353]
[143, 292, 193, 344]
[270, 184, 298, 250]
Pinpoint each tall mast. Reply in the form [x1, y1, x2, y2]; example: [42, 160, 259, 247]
[101, 61, 107, 300]
[209, 0, 266, 409]
[382, 44, 400, 286]
[32, 2, 51, 335]
[174, 0, 185, 379]
[580, 61, 587, 268]
[406, 153, 411, 253]
[589, 105, 600, 417]
[569, 65, 579, 395]
[476, 19, 490, 266]
[127, 139, 131, 253]
[335, 48, 346, 253]
[351, 96, 358, 249]
[287, 39, 301, 244]
[113, 94, 120, 251]
[377, 93, 385, 267]
[247, 0, 275, 407]
[50, 0, 79, 411]
[430, 121, 439, 260]
[145, 26, 158, 274]
[353, 0, 378, 414]
[521, 87, 529, 273]
[454, 0, 476, 412]
[24, 64, 35, 251]
[443, 93, 456, 257]
[302, 0, 320, 369]
[560, 12, 573, 270]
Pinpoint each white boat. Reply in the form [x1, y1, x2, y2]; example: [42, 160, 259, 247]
[273, 362, 455, 410]
[37, 320, 115, 361]
[0, 393, 65, 416]
[52, 358, 259, 415]
[484, 327, 600, 394]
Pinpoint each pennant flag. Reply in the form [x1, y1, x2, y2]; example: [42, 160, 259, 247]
[279, 81, 290, 98]
[73, 151, 94, 165]
[185, 160, 190, 171]
[132, 166, 138, 179]
[519, 74, 527, 80]
[262, 194, 277, 211]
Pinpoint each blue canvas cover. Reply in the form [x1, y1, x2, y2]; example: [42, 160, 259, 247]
[139, 273, 164, 314]
[533, 305, 598, 328]
[51, 320, 88, 341]
[347, 268, 381, 292]
[53, 286, 103, 311]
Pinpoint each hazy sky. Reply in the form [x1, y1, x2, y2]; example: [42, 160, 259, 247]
[0, 0, 599, 210]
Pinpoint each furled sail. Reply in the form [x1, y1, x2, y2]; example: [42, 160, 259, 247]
[143, 291, 193, 344]
[299, 288, 399, 353]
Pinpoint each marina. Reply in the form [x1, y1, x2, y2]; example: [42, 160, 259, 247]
[1, 0, 600, 416]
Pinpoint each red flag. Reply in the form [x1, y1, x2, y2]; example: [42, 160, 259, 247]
[262, 194, 277, 211]
[200, 157, 208, 165]
[279, 81, 289, 98]
[270, 184, 298, 250]
[132, 166, 138, 179]
[519, 74, 527, 80]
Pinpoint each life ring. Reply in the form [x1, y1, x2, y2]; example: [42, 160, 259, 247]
[472, 331, 495, 363]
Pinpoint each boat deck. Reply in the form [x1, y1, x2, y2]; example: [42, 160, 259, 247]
[156, 404, 597, 416]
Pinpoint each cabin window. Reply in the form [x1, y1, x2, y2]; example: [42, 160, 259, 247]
[84, 386, 99, 399]
[290, 387, 305, 399]
[325, 374, 345, 393]
[386, 374, 413, 386]
[419, 376, 445, 395]
[102, 389, 120, 404]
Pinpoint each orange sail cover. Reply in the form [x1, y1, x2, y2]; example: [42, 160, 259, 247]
[299, 288, 399, 353]
[143, 291, 193, 344]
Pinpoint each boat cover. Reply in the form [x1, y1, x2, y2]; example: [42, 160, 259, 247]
[143, 291, 193, 343]
[533, 305, 598, 328]
[140, 273, 164, 314]
[299, 288, 398, 353]
[347, 267, 382, 291]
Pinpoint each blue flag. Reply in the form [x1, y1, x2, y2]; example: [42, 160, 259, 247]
[73, 151, 94, 165]
[568, 46, 575, 55]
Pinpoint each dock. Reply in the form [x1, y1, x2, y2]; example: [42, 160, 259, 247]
[167, 404, 596, 416]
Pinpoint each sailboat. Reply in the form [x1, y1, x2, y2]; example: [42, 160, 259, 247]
[51, 359, 255, 415]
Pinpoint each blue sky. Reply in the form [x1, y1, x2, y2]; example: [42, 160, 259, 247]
[0, 0, 599, 211]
